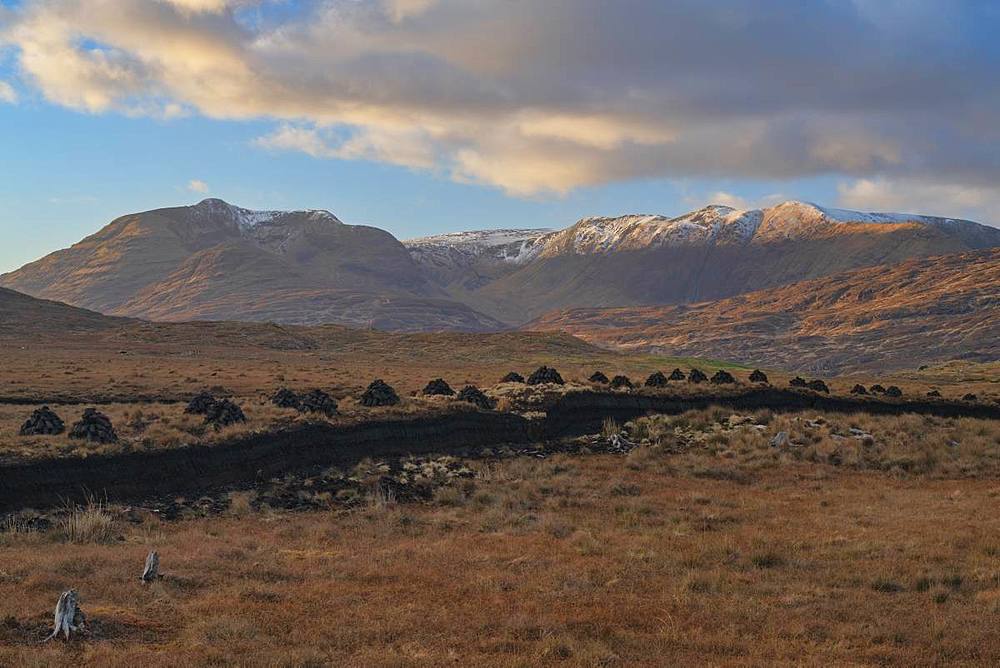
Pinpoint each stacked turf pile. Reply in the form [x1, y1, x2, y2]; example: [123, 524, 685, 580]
[361, 379, 400, 407]
[185, 391, 217, 415]
[422, 379, 455, 396]
[298, 389, 338, 417]
[69, 408, 118, 443]
[589, 371, 610, 384]
[711, 370, 736, 385]
[457, 385, 496, 410]
[749, 369, 769, 384]
[271, 388, 301, 409]
[610, 375, 633, 389]
[204, 399, 247, 428]
[19, 406, 65, 436]
[527, 366, 564, 386]
[500, 371, 525, 384]
[688, 369, 708, 384]
[644, 371, 668, 388]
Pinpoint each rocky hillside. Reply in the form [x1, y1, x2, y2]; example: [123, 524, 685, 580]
[527, 248, 1000, 373]
[0, 199, 504, 331]
[433, 201, 1000, 323]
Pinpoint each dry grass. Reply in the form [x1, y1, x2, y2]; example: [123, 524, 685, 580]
[4, 439, 1000, 665]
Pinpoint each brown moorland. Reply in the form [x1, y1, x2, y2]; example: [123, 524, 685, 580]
[3, 406, 1000, 665]
[528, 248, 1000, 374]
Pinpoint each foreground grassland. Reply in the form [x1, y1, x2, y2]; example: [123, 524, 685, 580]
[3, 407, 1000, 666]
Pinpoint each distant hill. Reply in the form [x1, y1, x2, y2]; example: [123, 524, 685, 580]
[0, 287, 130, 337]
[0, 199, 504, 332]
[527, 248, 1000, 373]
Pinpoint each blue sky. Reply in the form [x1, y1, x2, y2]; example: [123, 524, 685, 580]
[0, 1, 997, 273]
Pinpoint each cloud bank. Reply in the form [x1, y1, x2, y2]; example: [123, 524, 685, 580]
[2, 0, 999, 217]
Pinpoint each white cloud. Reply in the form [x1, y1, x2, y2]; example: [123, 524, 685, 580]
[0, 81, 17, 104]
[187, 179, 210, 193]
[1, 1, 998, 198]
[837, 178, 1000, 226]
[159, 0, 230, 14]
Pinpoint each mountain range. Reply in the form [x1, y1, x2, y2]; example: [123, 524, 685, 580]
[2, 197, 999, 370]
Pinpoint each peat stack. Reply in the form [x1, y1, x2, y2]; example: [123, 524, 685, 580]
[589, 371, 610, 384]
[963, 393, 978, 402]
[422, 379, 455, 396]
[69, 408, 118, 443]
[789, 377, 807, 388]
[851, 384, 868, 395]
[500, 371, 525, 384]
[456, 385, 496, 410]
[748, 369, 769, 384]
[19, 406, 65, 436]
[271, 388, 301, 409]
[361, 379, 400, 407]
[610, 375, 633, 390]
[870, 384, 886, 394]
[807, 379, 830, 393]
[527, 366, 564, 386]
[668, 368, 686, 381]
[298, 389, 338, 417]
[185, 391, 216, 415]
[885, 386, 903, 398]
[204, 399, 246, 428]
[644, 371, 668, 388]
[927, 390, 941, 398]
[688, 369, 708, 384]
[711, 370, 736, 385]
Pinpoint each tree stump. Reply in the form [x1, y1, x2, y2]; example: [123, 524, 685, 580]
[140, 550, 160, 583]
[45, 589, 86, 641]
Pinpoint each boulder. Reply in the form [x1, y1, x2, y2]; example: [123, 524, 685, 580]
[926, 389, 941, 398]
[711, 370, 736, 385]
[19, 406, 65, 436]
[610, 375, 633, 389]
[421, 378, 455, 396]
[850, 384, 868, 395]
[527, 366, 564, 386]
[869, 384, 886, 394]
[748, 369, 769, 384]
[770, 431, 790, 448]
[69, 408, 118, 443]
[298, 389, 338, 417]
[807, 379, 830, 393]
[885, 386, 903, 398]
[688, 368, 708, 383]
[644, 371, 668, 388]
[589, 371, 610, 384]
[789, 377, 807, 388]
[500, 371, 525, 384]
[204, 399, 247, 428]
[456, 385, 496, 410]
[185, 391, 217, 415]
[270, 388, 301, 409]
[668, 368, 686, 381]
[360, 379, 400, 407]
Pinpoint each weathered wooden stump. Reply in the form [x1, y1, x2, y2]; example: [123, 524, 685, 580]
[45, 589, 86, 641]
[140, 550, 160, 583]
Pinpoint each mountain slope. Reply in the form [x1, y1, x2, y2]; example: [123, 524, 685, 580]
[528, 248, 1000, 373]
[0, 199, 504, 331]
[412, 201, 1000, 324]
[0, 287, 132, 337]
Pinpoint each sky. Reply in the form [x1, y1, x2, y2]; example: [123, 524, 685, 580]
[1, 0, 999, 273]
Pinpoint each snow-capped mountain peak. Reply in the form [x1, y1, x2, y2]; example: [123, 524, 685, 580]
[190, 198, 341, 233]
